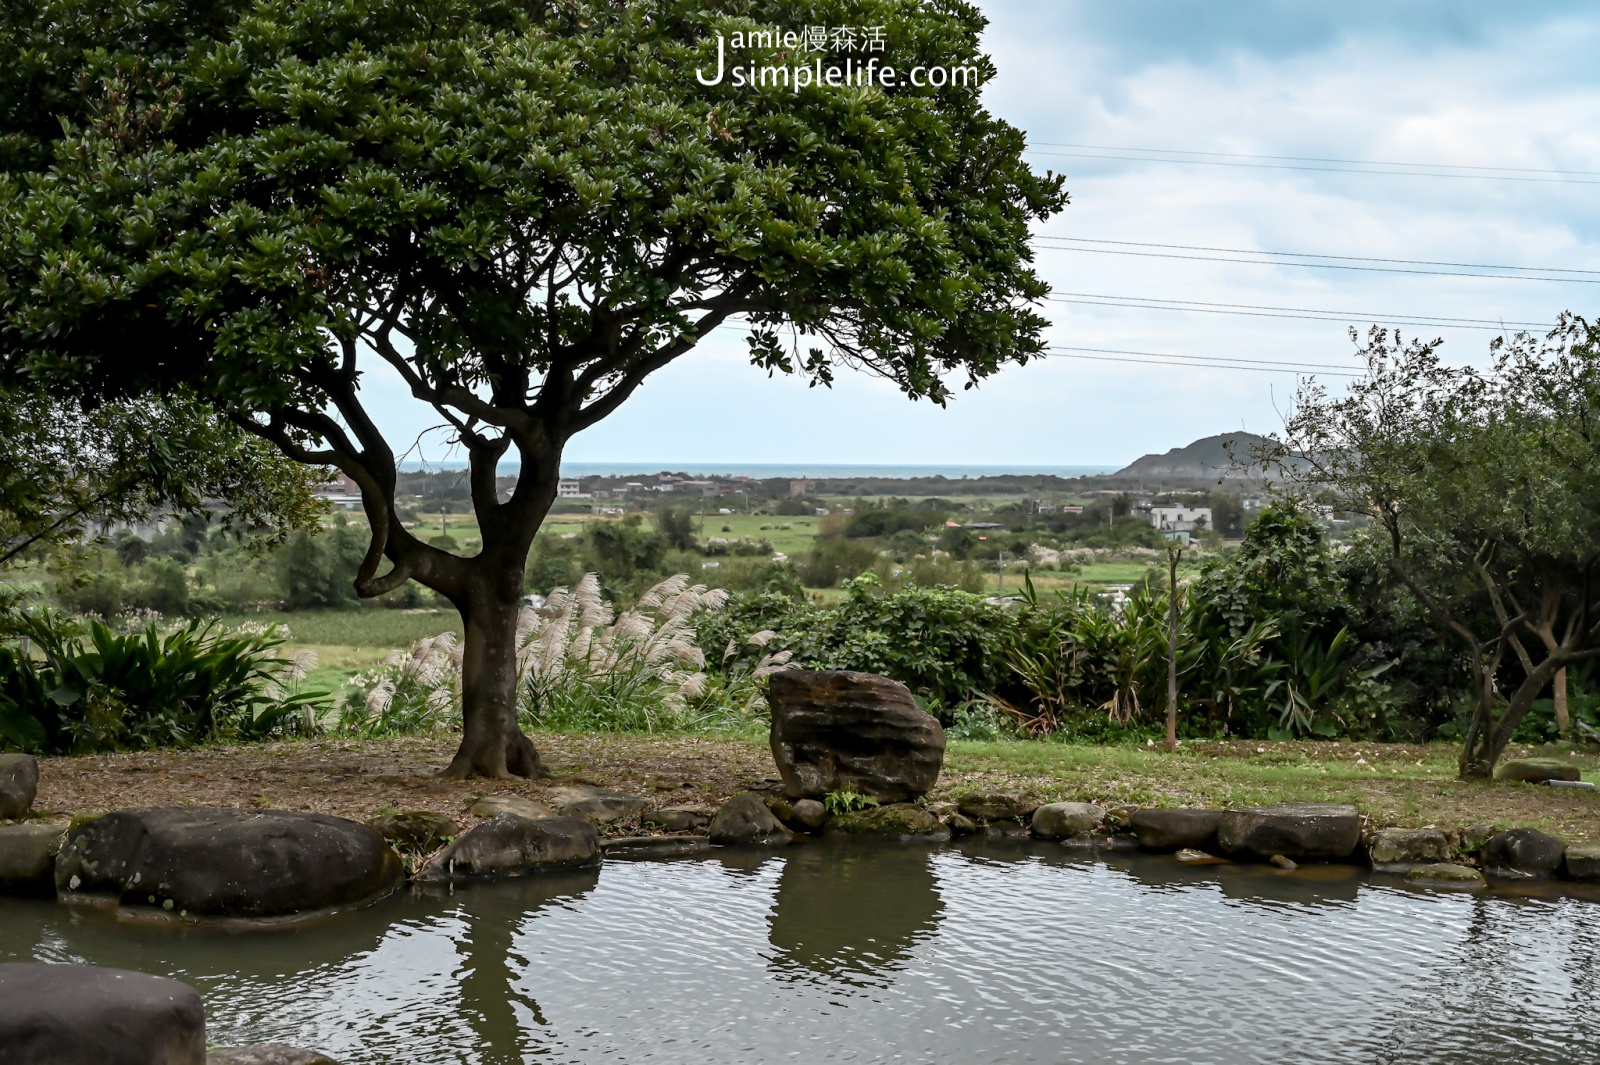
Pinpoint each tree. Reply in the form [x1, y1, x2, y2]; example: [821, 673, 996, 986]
[0, 389, 321, 570]
[1269, 321, 1600, 777]
[0, 0, 1066, 777]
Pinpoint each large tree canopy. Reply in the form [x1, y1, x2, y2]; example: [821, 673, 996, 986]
[0, 0, 1067, 776]
[1272, 320, 1600, 778]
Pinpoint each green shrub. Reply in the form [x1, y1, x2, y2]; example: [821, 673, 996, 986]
[0, 609, 328, 753]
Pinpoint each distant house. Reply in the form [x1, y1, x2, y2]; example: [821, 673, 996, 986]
[1148, 506, 1211, 532]
[789, 478, 814, 497]
[557, 478, 590, 499]
[313, 472, 361, 509]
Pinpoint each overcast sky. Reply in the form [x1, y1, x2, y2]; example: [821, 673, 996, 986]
[368, 1, 1600, 468]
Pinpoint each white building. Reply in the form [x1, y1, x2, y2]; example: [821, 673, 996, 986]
[1149, 506, 1211, 532]
[556, 478, 589, 499]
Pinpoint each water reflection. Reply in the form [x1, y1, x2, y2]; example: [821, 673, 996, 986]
[2, 844, 1599, 1064]
[766, 842, 943, 986]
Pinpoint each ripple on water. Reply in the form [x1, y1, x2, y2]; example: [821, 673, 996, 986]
[1, 844, 1597, 1065]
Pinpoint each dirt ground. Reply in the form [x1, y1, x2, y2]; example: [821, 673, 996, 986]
[27, 732, 1600, 845]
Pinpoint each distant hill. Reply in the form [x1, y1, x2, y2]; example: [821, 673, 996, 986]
[1113, 432, 1275, 480]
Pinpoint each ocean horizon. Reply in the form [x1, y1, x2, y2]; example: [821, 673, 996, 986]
[397, 461, 1123, 479]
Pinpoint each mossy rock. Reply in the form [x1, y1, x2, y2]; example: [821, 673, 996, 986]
[1495, 758, 1582, 784]
[827, 803, 950, 841]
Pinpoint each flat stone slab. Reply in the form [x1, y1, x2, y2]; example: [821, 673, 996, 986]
[420, 814, 599, 881]
[1405, 863, 1486, 890]
[469, 796, 555, 821]
[0, 753, 38, 820]
[1031, 802, 1106, 840]
[642, 806, 713, 832]
[0, 962, 206, 1064]
[0, 821, 67, 897]
[544, 785, 648, 823]
[1369, 828, 1453, 872]
[55, 808, 403, 918]
[1482, 828, 1566, 879]
[1130, 808, 1220, 851]
[1216, 803, 1360, 861]
[1565, 844, 1600, 881]
[827, 803, 950, 841]
[208, 1047, 341, 1064]
[768, 670, 945, 803]
[957, 791, 1039, 821]
[1495, 758, 1582, 784]
[601, 835, 712, 858]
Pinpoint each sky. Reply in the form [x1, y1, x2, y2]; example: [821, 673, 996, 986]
[367, 1, 1600, 469]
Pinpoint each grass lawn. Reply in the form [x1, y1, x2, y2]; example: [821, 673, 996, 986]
[701, 513, 821, 556]
[221, 608, 461, 693]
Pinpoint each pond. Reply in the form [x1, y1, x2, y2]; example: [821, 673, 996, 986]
[3, 841, 1598, 1064]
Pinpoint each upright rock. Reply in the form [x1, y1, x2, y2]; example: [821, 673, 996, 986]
[768, 670, 945, 803]
[0, 963, 206, 1064]
[1564, 844, 1600, 881]
[1481, 828, 1566, 879]
[55, 808, 403, 918]
[708, 794, 790, 847]
[0, 753, 39, 820]
[1216, 804, 1360, 861]
[420, 814, 600, 880]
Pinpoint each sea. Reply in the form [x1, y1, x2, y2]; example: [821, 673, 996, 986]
[398, 461, 1121, 479]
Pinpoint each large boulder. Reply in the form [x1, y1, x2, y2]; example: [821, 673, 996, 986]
[1030, 802, 1106, 840]
[768, 670, 945, 803]
[55, 808, 403, 918]
[1216, 804, 1360, 861]
[1494, 758, 1582, 784]
[0, 963, 206, 1064]
[365, 810, 456, 852]
[1564, 844, 1600, 881]
[1129, 808, 1221, 851]
[420, 814, 599, 881]
[545, 784, 648, 823]
[0, 753, 38, 820]
[1482, 828, 1566, 879]
[708, 794, 790, 846]
[0, 821, 67, 897]
[207, 1048, 340, 1065]
[1368, 828, 1453, 872]
[827, 803, 951, 842]
[956, 791, 1039, 822]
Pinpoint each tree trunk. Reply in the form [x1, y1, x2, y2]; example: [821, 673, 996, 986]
[443, 583, 547, 780]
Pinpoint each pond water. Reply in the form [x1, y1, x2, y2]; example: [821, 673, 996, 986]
[3, 841, 1599, 1065]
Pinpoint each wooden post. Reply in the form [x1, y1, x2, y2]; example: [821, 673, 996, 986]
[1166, 541, 1183, 753]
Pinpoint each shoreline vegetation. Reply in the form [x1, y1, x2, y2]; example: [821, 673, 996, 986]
[29, 732, 1600, 847]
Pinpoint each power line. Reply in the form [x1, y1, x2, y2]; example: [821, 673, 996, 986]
[1035, 238, 1600, 284]
[1027, 143, 1600, 184]
[1047, 292, 1551, 331]
[1048, 344, 1363, 376]
[1039, 236, 1600, 275]
[1032, 142, 1600, 178]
